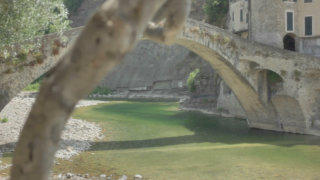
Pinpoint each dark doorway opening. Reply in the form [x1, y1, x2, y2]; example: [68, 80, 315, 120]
[283, 34, 296, 51]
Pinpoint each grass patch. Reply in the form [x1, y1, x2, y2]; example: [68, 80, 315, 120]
[23, 75, 44, 92]
[53, 102, 320, 179]
[2, 102, 320, 179]
[23, 82, 40, 92]
[23, 83, 111, 94]
[0, 153, 13, 176]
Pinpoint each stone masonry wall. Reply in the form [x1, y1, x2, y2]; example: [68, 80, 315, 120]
[98, 39, 246, 118]
[69, 0, 246, 118]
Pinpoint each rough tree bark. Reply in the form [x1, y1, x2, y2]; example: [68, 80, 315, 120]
[10, 0, 190, 179]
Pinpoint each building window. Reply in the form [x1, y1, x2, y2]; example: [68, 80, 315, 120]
[304, 0, 312, 3]
[240, 9, 243, 22]
[246, 13, 249, 23]
[286, 11, 294, 32]
[305, 16, 312, 36]
[232, 12, 234, 21]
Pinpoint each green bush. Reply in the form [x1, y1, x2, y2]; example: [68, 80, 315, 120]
[187, 68, 200, 93]
[1, 117, 8, 123]
[63, 0, 84, 14]
[0, 0, 69, 58]
[90, 86, 112, 95]
[203, 0, 229, 27]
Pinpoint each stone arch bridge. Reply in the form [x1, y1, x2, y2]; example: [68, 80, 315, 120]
[1, 19, 320, 135]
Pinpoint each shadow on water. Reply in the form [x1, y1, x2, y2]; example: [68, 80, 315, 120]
[87, 103, 320, 151]
[1, 102, 320, 154]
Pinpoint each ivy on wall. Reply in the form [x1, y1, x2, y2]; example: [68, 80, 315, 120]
[187, 68, 200, 93]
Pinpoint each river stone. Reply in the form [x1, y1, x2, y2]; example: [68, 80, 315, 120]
[100, 174, 107, 178]
[134, 174, 143, 179]
[119, 175, 127, 180]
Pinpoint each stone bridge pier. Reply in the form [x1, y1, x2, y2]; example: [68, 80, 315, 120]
[178, 19, 320, 135]
[241, 59, 320, 135]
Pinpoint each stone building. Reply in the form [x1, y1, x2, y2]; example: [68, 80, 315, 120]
[229, 0, 320, 57]
[229, 0, 249, 38]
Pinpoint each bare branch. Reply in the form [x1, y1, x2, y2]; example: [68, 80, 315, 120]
[144, 0, 191, 45]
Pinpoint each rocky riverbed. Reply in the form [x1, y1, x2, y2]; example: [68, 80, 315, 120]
[0, 93, 106, 171]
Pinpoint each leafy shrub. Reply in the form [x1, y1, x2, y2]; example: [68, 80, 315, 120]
[187, 68, 200, 93]
[203, 0, 229, 27]
[90, 86, 112, 95]
[1, 117, 8, 123]
[63, 0, 84, 14]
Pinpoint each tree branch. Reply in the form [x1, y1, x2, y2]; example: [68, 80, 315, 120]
[10, 0, 190, 179]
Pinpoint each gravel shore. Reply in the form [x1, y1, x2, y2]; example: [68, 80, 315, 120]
[0, 94, 106, 170]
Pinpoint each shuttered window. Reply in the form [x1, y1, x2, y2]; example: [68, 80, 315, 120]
[286, 12, 293, 31]
[305, 16, 312, 36]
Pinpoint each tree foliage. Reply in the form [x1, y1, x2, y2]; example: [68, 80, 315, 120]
[203, 0, 229, 27]
[0, 0, 69, 59]
[63, 0, 84, 14]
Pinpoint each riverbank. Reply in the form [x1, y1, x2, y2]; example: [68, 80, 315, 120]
[0, 93, 106, 172]
[2, 100, 320, 179]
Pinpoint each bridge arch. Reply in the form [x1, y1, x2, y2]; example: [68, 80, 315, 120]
[175, 38, 279, 131]
[175, 20, 281, 131]
[256, 69, 284, 102]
